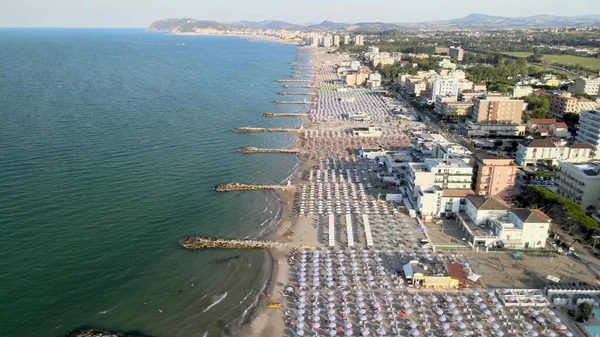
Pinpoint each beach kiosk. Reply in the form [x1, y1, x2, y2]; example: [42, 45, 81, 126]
[402, 261, 459, 289]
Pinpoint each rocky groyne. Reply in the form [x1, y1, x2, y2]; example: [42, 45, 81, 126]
[68, 329, 146, 337]
[276, 79, 312, 82]
[234, 127, 301, 133]
[262, 112, 309, 117]
[272, 100, 313, 105]
[277, 92, 316, 96]
[239, 146, 300, 154]
[214, 182, 294, 192]
[282, 85, 315, 88]
[179, 236, 284, 250]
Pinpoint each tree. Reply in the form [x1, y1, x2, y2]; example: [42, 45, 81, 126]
[578, 302, 593, 322]
[494, 140, 504, 148]
[563, 113, 579, 127]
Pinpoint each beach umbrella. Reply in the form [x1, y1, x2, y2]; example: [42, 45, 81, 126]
[474, 322, 483, 330]
[495, 331, 504, 337]
[472, 291, 479, 297]
[298, 309, 306, 315]
[298, 303, 306, 308]
[286, 287, 294, 292]
[312, 316, 320, 322]
[345, 321, 353, 329]
[487, 316, 495, 322]
[359, 315, 368, 322]
[558, 324, 567, 330]
[454, 315, 463, 322]
[547, 331, 556, 337]
[328, 322, 337, 328]
[345, 330, 353, 336]
[374, 314, 383, 322]
[328, 315, 336, 322]
[491, 323, 500, 330]
[297, 330, 305, 336]
[313, 322, 321, 329]
[460, 330, 470, 336]
[297, 322, 305, 329]
[436, 308, 444, 316]
[531, 331, 539, 337]
[565, 332, 573, 337]
[410, 329, 420, 336]
[449, 303, 456, 309]
[361, 328, 370, 336]
[479, 303, 486, 310]
[445, 331, 453, 337]
[458, 322, 466, 329]
[525, 323, 533, 330]
[409, 321, 417, 328]
[536, 316, 544, 323]
[494, 303, 502, 310]
[328, 309, 336, 316]
[483, 309, 491, 316]
[358, 302, 365, 308]
[459, 296, 468, 303]
[329, 329, 336, 336]
[377, 327, 386, 336]
[442, 323, 450, 330]
[356, 290, 363, 296]
[440, 316, 447, 322]
[431, 295, 438, 303]
[373, 302, 381, 309]
[298, 316, 305, 322]
[547, 310, 555, 316]
[359, 308, 367, 315]
[451, 309, 459, 315]
[552, 317, 561, 323]
[342, 307, 351, 315]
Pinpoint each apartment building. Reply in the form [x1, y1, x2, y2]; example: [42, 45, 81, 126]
[333, 35, 340, 47]
[433, 96, 474, 121]
[471, 96, 524, 124]
[556, 161, 600, 214]
[416, 186, 472, 218]
[549, 92, 600, 116]
[515, 139, 592, 166]
[448, 46, 464, 61]
[354, 35, 364, 46]
[576, 109, 600, 159]
[430, 76, 460, 101]
[470, 154, 518, 200]
[511, 86, 534, 98]
[571, 77, 600, 96]
[407, 158, 473, 202]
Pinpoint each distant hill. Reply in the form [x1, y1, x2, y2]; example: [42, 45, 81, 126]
[148, 13, 600, 33]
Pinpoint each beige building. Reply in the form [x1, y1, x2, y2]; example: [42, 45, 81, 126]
[550, 92, 600, 116]
[406, 78, 428, 97]
[345, 73, 367, 87]
[434, 96, 474, 121]
[448, 46, 464, 61]
[471, 96, 524, 124]
[556, 161, 600, 214]
[526, 118, 556, 134]
[511, 86, 534, 98]
[571, 77, 600, 96]
[470, 154, 518, 200]
[515, 138, 592, 166]
[407, 158, 473, 204]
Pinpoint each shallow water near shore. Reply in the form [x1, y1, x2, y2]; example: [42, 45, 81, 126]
[0, 29, 306, 337]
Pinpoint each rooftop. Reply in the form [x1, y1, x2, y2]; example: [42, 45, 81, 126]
[529, 118, 556, 125]
[511, 208, 552, 223]
[572, 163, 600, 177]
[553, 122, 568, 129]
[524, 138, 557, 148]
[466, 194, 510, 211]
[442, 189, 474, 197]
[565, 142, 593, 149]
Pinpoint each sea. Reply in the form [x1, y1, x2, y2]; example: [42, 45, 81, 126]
[0, 29, 308, 337]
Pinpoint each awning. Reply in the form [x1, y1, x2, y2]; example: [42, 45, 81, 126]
[403, 264, 414, 278]
[467, 273, 481, 282]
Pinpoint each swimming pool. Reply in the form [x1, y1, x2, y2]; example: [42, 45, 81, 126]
[585, 324, 600, 337]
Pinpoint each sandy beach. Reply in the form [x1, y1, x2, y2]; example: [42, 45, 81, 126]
[171, 32, 299, 45]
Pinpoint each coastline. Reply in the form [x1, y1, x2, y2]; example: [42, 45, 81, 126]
[236, 50, 317, 337]
[165, 31, 300, 45]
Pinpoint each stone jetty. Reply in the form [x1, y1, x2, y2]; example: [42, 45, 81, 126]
[272, 100, 313, 105]
[239, 146, 300, 154]
[262, 112, 309, 117]
[282, 85, 315, 88]
[234, 126, 301, 133]
[276, 79, 312, 83]
[214, 182, 294, 192]
[69, 329, 145, 337]
[277, 92, 316, 96]
[179, 236, 284, 250]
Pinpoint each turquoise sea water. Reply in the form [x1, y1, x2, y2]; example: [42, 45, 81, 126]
[0, 29, 305, 337]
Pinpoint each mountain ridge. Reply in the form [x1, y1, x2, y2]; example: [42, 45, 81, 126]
[148, 13, 600, 33]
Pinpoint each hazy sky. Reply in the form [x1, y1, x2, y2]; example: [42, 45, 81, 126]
[1, 0, 598, 28]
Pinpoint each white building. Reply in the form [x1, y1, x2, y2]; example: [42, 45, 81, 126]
[367, 46, 379, 53]
[576, 109, 600, 159]
[556, 161, 600, 214]
[571, 77, 600, 96]
[322, 35, 332, 48]
[515, 138, 592, 166]
[430, 76, 460, 101]
[350, 61, 361, 71]
[354, 35, 364, 46]
[416, 187, 471, 218]
[333, 35, 340, 47]
[343, 35, 350, 45]
[367, 73, 382, 89]
[438, 59, 456, 70]
[457, 195, 551, 249]
[351, 126, 383, 137]
[407, 158, 473, 202]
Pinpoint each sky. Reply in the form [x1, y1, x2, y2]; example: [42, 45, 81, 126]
[0, 0, 598, 28]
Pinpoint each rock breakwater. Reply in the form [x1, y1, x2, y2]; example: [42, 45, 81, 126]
[239, 146, 300, 154]
[179, 236, 284, 250]
[214, 182, 294, 192]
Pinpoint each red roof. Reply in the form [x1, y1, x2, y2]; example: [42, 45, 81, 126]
[529, 118, 555, 125]
[553, 122, 568, 129]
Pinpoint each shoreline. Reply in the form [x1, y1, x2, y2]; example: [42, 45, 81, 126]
[160, 31, 301, 45]
[236, 49, 317, 337]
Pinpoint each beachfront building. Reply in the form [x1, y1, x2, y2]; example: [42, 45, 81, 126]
[415, 186, 472, 218]
[556, 161, 600, 214]
[526, 118, 556, 135]
[515, 139, 592, 166]
[351, 126, 383, 137]
[343, 35, 350, 45]
[406, 158, 473, 205]
[576, 110, 600, 159]
[433, 96, 474, 121]
[470, 154, 518, 200]
[455, 194, 551, 249]
[402, 261, 460, 288]
[549, 92, 600, 117]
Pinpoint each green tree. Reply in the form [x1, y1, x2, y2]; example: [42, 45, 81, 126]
[578, 302, 593, 322]
[563, 113, 579, 127]
[494, 140, 504, 148]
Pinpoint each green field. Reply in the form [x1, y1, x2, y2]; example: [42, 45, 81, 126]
[502, 51, 533, 58]
[541, 54, 600, 71]
[501, 51, 600, 72]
